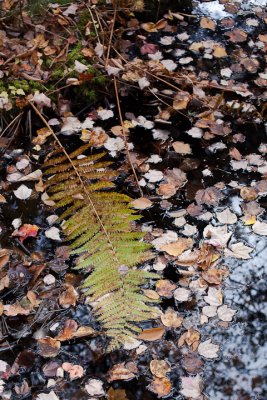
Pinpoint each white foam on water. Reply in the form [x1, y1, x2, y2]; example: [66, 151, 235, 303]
[196, 0, 267, 20]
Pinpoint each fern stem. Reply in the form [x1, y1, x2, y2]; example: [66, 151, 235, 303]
[30, 101, 119, 264]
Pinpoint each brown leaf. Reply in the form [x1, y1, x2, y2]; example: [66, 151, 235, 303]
[59, 284, 78, 308]
[178, 328, 200, 351]
[202, 268, 223, 284]
[182, 352, 204, 373]
[139, 327, 165, 341]
[213, 45, 227, 58]
[0, 249, 10, 270]
[195, 186, 223, 206]
[150, 359, 171, 378]
[55, 319, 78, 341]
[172, 141, 192, 155]
[200, 17, 216, 31]
[173, 92, 190, 110]
[131, 197, 153, 210]
[156, 279, 176, 297]
[73, 326, 97, 338]
[148, 377, 172, 398]
[4, 303, 30, 316]
[38, 337, 60, 358]
[240, 187, 258, 201]
[157, 183, 176, 198]
[107, 388, 128, 400]
[107, 362, 137, 382]
[42, 361, 61, 377]
[160, 238, 193, 256]
[225, 29, 247, 43]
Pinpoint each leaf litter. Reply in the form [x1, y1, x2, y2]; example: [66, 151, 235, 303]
[0, 0, 266, 399]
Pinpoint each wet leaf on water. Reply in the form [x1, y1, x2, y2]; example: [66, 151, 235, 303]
[204, 287, 223, 307]
[55, 319, 78, 341]
[200, 16, 216, 30]
[182, 352, 204, 374]
[225, 28, 247, 43]
[37, 337, 60, 358]
[174, 287, 191, 302]
[216, 209, 237, 225]
[107, 362, 137, 382]
[12, 224, 39, 243]
[203, 225, 232, 248]
[13, 184, 32, 200]
[138, 327, 165, 341]
[150, 359, 171, 378]
[62, 362, 84, 380]
[161, 308, 183, 328]
[36, 392, 59, 400]
[131, 197, 153, 210]
[85, 378, 105, 396]
[180, 375, 202, 399]
[224, 242, 253, 259]
[160, 238, 193, 256]
[252, 220, 267, 236]
[156, 279, 176, 297]
[172, 141, 192, 155]
[178, 328, 200, 351]
[217, 305, 236, 322]
[195, 186, 223, 206]
[198, 339, 219, 359]
[148, 376, 172, 398]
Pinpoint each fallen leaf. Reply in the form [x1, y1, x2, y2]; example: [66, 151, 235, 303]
[45, 227, 61, 241]
[32, 92, 52, 108]
[217, 305, 236, 322]
[195, 186, 223, 205]
[107, 362, 137, 382]
[148, 377, 172, 398]
[172, 141, 192, 155]
[204, 287, 223, 306]
[12, 224, 39, 243]
[252, 220, 267, 236]
[85, 379, 105, 396]
[38, 337, 60, 358]
[4, 303, 30, 316]
[59, 284, 78, 308]
[62, 362, 84, 381]
[182, 353, 203, 374]
[107, 388, 128, 400]
[224, 242, 253, 259]
[36, 391, 59, 400]
[161, 308, 183, 328]
[156, 279, 176, 297]
[225, 28, 247, 43]
[131, 197, 152, 210]
[160, 238, 193, 256]
[173, 92, 190, 110]
[203, 225, 232, 248]
[180, 375, 202, 399]
[139, 327, 165, 341]
[13, 184, 32, 200]
[200, 16, 216, 30]
[198, 339, 219, 359]
[216, 209, 237, 224]
[55, 319, 78, 341]
[174, 287, 191, 302]
[150, 359, 171, 378]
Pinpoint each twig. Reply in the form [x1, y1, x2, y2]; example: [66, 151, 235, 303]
[105, 4, 117, 68]
[3, 43, 38, 66]
[113, 77, 143, 196]
[0, 112, 23, 138]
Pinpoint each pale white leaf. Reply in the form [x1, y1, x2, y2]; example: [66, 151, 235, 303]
[174, 288, 191, 302]
[202, 305, 217, 317]
[144, 170, 164, 183]
[180, 375, 202, 399]
[216, 209, 237, 224]
[198, 339, 219, 359]
[138, 77, 150, 90]
[97, 108, 114, 120]
[32, 92, 51, 108]
[203, 224, 232, 248]
[13, 184, 32, 200]
[36, 391, 59, 400]
[252, 220, 267, 236]
[217, 305, 236, 321]
[161, 59, 177, 71]
[12, 218, 22, 229]
[16, 158, 30, 170]
[204, 287, 223, 306]
[45, 227, 61, 241]
[85, 379, 105, 396]
[224, 242, 253, 259]
[187, 127, 203, 138]
[74, 60, 88, 73]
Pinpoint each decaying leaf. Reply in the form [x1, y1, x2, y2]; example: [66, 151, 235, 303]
[107, 362, 137, 382]
[37, 337, 60, 358]
[160, 238, 193, 256]
[139, 327, 165, 341]
[148, 376, 172, 398]
[180, 375, 202, 399]
[85, 379, 105, 396]
[150, 359, 171, 378]
[217, 305, 236, 322]
[224, 242, 253, 259]
[252, 220, 267, 236]
[161, 308, 183, 328]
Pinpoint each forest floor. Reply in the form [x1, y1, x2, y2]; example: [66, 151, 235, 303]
[0, 0, 267, 399]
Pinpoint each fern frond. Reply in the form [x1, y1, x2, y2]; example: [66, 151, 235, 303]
[44, 142, 159, 350]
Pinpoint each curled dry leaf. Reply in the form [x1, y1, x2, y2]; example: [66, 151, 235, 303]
[59, 284, 78, 308]
[198, 339, 219, 359]
[150, 359, 171, 378]
[12, 224, 39, 243]
[55, 319, 78, 341]
[204, 287, 223, 306]
[156, 279, 176, 297]
[148, 377, 172, 398]
[107, 362, 137, 382]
